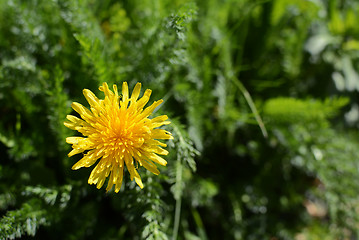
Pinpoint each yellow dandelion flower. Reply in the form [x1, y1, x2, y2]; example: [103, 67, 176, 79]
[64, 82, 173, 192]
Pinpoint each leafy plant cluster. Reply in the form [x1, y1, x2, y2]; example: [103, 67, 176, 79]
[1, 0, 359, 239]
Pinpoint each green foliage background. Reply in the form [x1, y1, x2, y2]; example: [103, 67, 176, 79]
[1, 0, 359, 239]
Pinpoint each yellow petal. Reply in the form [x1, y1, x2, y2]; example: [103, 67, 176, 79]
[151, 115, 168, 123]
[96, 165, 111, 189]
[132, 100, 163, 123]
[68, 148, 84, 157]
[65, 115, 90, 128]
[136, 95, 150, 111]
[146, 139, 167, 147]
[135, 177, 144, 189]
[151, 121, 171, 128]
[142, 100, 163, 116]
[142, 145, 169, 155]
[106, 169, 115, 192]
[99, 82, 111, 98]
[152, 129, 173, 139]
[72, 149, 101, 170]
[83, 89, 101, 109]
[140, 159, 160, 175]
[114, 166, 124, 193]
[145, 153, 167, 166]
[135, 89, 152, 111]
[106, 164, 123, 192]
[112, 84, 118, 98]
[124, 153, 144, 188]
[88, 157, 108, 185]
[66, 136, 85, 144]
[88, 164, 100, 185]
[66, 115, 82, 123]
[133, 149, 160, 175]
[131, 82, 142, 102]
[64, 121, 78, 130]
[122, 82, 129, 101]
[71, 102, 94, 121]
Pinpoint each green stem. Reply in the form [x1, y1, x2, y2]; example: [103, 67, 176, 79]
[232, 77, 268, 138]
[172, 160, 183, 240]
[172, 194, 182, 240]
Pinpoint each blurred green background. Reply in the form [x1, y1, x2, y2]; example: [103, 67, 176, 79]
[1, 0, 359, 239]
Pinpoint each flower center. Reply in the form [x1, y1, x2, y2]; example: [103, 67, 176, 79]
[102, 130, 145, 152]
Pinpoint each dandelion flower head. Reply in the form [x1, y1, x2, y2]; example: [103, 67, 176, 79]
[64, 82, 173, 192]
